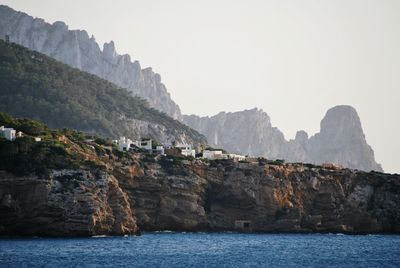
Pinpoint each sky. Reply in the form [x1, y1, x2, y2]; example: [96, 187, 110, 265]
[1, 0, 399, 174]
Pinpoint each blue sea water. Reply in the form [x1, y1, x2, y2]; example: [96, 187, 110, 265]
[0, 233, 399, 267]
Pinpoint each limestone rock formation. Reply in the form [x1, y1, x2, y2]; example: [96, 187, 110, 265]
[0, 170, 138, 236]
[0, 5, 182, 120]
[0, 115, 397, 235]
[183, 106, 383, 172]
[305, 106, 382, 172]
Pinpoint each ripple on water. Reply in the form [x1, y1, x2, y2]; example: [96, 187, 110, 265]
[0, 233, 399, 267]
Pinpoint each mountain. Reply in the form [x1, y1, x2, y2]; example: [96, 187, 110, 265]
[0, 4, 182, 120]
[0, 4, 383, 172]
[1, 114, 399, 236]
[183, 106, 383, 172]
[0, 40, 206, 145]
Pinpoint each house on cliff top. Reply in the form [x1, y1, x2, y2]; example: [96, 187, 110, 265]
[0, 126, 16, 141]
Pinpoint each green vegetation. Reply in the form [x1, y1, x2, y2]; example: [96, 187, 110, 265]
[0, 113, 80, 176]
[267, 159, 285, 166]
[0, 112, 106, 176]
[159, 155, 189, 176]
[0, 40, 206, 144]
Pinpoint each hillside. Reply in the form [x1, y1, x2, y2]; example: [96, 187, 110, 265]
[0, 114, 399, 236]
[0, 4, 182, 120]
[0, 40, 206, 145]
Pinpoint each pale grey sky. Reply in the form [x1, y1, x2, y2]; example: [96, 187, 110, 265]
[2, 0, 400, 173]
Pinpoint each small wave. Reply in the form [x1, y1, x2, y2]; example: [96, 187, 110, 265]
[91, 235, 108, 238]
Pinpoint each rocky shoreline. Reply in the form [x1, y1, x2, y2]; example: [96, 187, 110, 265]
[1, 151, 399, 236]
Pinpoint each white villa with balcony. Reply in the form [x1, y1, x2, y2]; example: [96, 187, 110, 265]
[202, 150, 223, 160]
[0, 126, 16, 141]
[174, 142, 196, 157]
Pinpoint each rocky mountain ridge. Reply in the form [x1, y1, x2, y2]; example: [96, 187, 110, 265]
[0, 4, 384, 172]
[0, 5, 182, 120]
[183, 106, 383, 172]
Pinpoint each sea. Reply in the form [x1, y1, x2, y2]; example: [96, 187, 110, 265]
[0, 232, 399, 267]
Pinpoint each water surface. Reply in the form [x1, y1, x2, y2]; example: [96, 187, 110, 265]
[0, 233, 399, 267]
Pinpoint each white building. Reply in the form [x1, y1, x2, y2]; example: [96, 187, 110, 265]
[154, 145, 165, 155]
[138, 139, 152, 151]
[116, 136, 134, 151]
[0, 126, 16, 141]
[181, 148, 196, 157]
[226, 154, 246, 161]
[174, 142, 196, 157]
[114, 137, 154, 152]
[202, 150, 223, 160]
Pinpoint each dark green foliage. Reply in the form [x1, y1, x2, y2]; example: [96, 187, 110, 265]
[0, 113, 111, 176]
[0, 136, 78, 176]
[0, 112, 48, 135]
[209, 158, 234, 167]
[94, 137, 112, 146]
[159, 155, 189, 176]
[267, 159, 285, 166]
[0, 40, 206, 144]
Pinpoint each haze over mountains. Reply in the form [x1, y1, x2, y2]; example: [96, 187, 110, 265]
[184, 106, 382, 172]
[0, 5, 383, 172]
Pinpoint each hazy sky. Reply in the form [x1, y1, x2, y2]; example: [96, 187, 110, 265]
[2, 0, 400, 173]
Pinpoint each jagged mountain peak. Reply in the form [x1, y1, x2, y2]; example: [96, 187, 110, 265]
[184, 105, 382, 172]
[320, 105, 364, 137]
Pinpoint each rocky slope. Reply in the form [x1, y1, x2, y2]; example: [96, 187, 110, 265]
[0, 116, 398, 236]
[183, 106, 383, 172]
[0, 5, 182, 120]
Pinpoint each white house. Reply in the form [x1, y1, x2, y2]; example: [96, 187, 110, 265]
[154, 145, 165, 155]
[138, 139, 152, 151]
[117, 136, 134, 151]
[0, 126, 16, 141]
[114, 137, 154, 152]
[181, 148, 196, 157]
[174, 142, 195, 157]
[202, 150, 223, 160]
[226, 154, 246, 161]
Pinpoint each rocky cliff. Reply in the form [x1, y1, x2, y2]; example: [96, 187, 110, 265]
[0, 118, 398, 236]
[0, 5, 182, 120]
[1, 148, 399, 236]
[126, 158, 399, 233]
[0, 170, 138, 236]
[183, 106, 383, 172]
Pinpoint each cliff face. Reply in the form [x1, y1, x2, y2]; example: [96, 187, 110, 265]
[122, 157, 399, 233]
[1, 139, 398, 235]
[0, 170, 138, 236]
[0, 5, 182, 120]
[183, 106, 383, 172]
